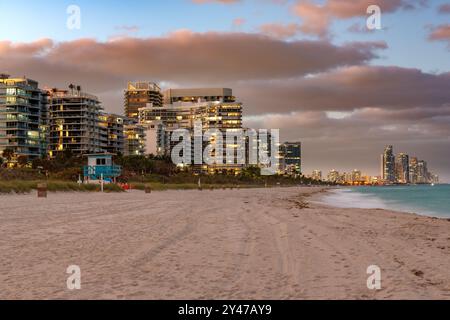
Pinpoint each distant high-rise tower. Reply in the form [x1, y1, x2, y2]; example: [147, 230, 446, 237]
[395, 153, 410, 184]
[417, 160, 429, 184]
[409, 157, 431, 184]
[409, 157, 418, 184]
[327, 169, 340, 183]
[311, 170, 322, 181]
[124, 82, 163, 120]
[382, 145, 396, 183]
[280, 142, 302, 175]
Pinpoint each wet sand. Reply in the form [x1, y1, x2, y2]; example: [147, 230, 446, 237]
[0, 187, 449, 300]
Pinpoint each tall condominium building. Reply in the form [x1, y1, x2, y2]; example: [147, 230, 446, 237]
[395, 153, 410, 184]
[142, 121, 167, 156]
[140, 101, 242, 130]
[280, 142, 302, 175]
[0, 74, 48, 160]
[163, 88, 235, 104]
[124, 82, 163, 120]
[242, 128, 282, 175]
[98, 113, 109, 154]
[311, 170, 322, 181]
[327, 169, 340, 183]
[382, 145, 396, 183]
[409, 157, 419, 184]
[99, 113, 125, 155]
[123, 120, 146, 156]
[47, 86, 104, 157]
[351, 169, 362, 184]
[139, 100, 243, 173]
[409, 157, 431, 184]
[430, 173, 439, 184]
[417, 160, 429, 184]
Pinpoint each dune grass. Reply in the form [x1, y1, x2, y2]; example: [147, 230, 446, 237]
[0, 180, 125, 194]
[0, 180, 269, 194]
[130, 182, 264, 191]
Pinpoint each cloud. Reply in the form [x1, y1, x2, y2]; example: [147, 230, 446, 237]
[192, 0, 241, 4]
[292, 0, 426, 37]
[236, 66, 450, 115]
[428, 24, 450, 46]
[347, 23, 379, 34]
[232, 18, 246, 28]
[259, 23, 301, 39]
[0, 32, 385, 93]
[0, 38, 53, 56]
[438, 3, 450, 14]
[115, 25, 140, 33]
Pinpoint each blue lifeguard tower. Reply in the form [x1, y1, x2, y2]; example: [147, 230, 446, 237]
[83, 153, 122, 184]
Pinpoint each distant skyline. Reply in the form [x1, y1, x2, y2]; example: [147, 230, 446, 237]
[1, 0, 449, 181]
[309, 144, 440, 179]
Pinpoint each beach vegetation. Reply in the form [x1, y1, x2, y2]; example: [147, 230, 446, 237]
[0, 154, 327, 194]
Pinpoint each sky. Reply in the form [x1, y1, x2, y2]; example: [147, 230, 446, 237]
[1, 0, 449, 181]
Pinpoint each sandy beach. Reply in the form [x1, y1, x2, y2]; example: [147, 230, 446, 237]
[0, 187, 449, 300]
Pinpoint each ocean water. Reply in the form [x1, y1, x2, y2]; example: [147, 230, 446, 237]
[320, 184, 450, 218]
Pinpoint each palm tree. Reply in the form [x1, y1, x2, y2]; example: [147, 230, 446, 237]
[2, 148, 15, 161]
[69, 84, 75, 95]
[17, 155, 29, 167]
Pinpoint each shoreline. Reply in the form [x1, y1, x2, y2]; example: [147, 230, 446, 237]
[314, 188, 450, 221]
[1, 187, 449, 299]
[316, 186, 450, 220]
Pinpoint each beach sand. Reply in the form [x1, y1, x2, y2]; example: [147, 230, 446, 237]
[0, 187, 449, 300]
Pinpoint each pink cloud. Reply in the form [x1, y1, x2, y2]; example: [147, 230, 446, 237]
[232, 18, 246, 27]
[192, 0, 240, 4]
[428, 24, 450, 42]
[115, 25, 140, 33]
[259, 23, 301, 39]
[237, 66, 450, 114]
[0, 31, 384, 88]
[0, 38, 53, 56]
[438, 3, 450, 14]
[292, 0, 426, 37]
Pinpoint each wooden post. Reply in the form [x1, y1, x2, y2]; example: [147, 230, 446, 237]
[37, 183, 47, 198]
[101, 173, 104, 193]
[145, 184, 152, 194]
